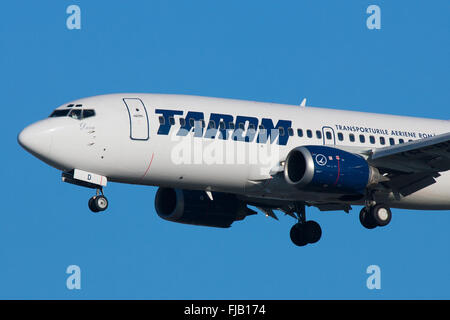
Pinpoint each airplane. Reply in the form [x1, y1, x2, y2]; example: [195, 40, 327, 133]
[17, 93, 450, 246]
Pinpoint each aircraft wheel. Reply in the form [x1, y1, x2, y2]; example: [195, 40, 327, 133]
[88, 197, 99, 212]
[371, 204, 392, 227]
[290, 223, 308, 247]
[360, 207, 377, 229]
[304, 220, 322, 244]
[88, 195, 108, 212]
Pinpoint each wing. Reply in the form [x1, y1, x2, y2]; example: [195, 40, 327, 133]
[368, 132, 450, 196]
[247, 132, 450, 215]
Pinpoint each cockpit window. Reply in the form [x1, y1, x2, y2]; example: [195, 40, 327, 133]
[69, 109, 83, 120]
[49, 109, 96, 120]
[83, 109, 96, 118]
[49, 109, 71, 117]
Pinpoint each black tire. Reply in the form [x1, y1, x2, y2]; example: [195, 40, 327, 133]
[290, 223, 308, 247]
[304, 220, 322, 244]
[372, 204, 392, 227]
[88, 197, 100, 213]
[359, 207, 377, 229]
[94, 195, 108, 211]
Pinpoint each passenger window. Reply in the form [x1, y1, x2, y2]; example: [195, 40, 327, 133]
[297, 129, 303, 137]
[238, 122, 245, 130]
[279, 127, 285, 136]
[380, 137, 385, 145]
[307, 130, 312, 138]
[326, 131, 332, 140]
[287, 128, 294, 136]
[399, 139, 404, 144]
[349, 134, 355, 142]
[159, 116, 165, 125]
[219, 121, 225, 130]
[369, 136, 375, 144]
[179, 118, 186, 126]
[316, 130, 322, 139]
[209, 120, 216, 129]
[389, 138, 395, 145]
[248, 123, 256, 131]
[338, 132, 344, 141]
[189, 118, 195, 127]
[359, 135, 365, 143]
[169, 117, 175, 125]
[229, 122, 235, 130]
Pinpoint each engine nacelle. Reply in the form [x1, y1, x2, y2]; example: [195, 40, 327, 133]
[154, 188, 253, 228]
[284, 145, 381, 194]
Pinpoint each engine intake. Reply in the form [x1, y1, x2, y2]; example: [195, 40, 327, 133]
[284, 145, 381, 194]
[155, 188, 254, 228]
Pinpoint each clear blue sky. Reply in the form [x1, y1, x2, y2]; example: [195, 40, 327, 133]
[1, 0, 449, 299]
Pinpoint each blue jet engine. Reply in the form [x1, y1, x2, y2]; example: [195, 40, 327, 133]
[284, 145, 380, 194]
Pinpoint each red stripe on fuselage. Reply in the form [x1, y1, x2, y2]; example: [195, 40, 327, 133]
[141, 152, 155, 179]
[333, 157, 340, 186]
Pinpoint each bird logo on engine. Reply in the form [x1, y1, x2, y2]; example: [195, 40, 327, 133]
[315, 154, 328, 166]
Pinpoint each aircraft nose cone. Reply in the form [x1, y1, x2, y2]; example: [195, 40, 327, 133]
[18, 122, 53, 158]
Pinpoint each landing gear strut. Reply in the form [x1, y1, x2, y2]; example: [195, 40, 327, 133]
[61, 170, 109, 213]
[289, 204, 322, 247]
[360, 204, 392, 229]
[88, 188, 109, 213]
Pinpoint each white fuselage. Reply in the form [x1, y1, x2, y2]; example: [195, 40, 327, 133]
[18, 94, 450, 210]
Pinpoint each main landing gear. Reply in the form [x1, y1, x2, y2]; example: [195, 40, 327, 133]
[88, 188, 109, 213]
[289, 204, 322, 247]
[359, 204, 392, 229]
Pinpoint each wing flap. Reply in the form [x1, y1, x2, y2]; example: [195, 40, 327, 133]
[387, 172, 440, 197]
[369, 132, 450, 173]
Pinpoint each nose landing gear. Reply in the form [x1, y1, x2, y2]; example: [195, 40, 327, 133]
[88, 189, 109, 213]
[289, 204, 322, 247]
[61, 169, 109, 213]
